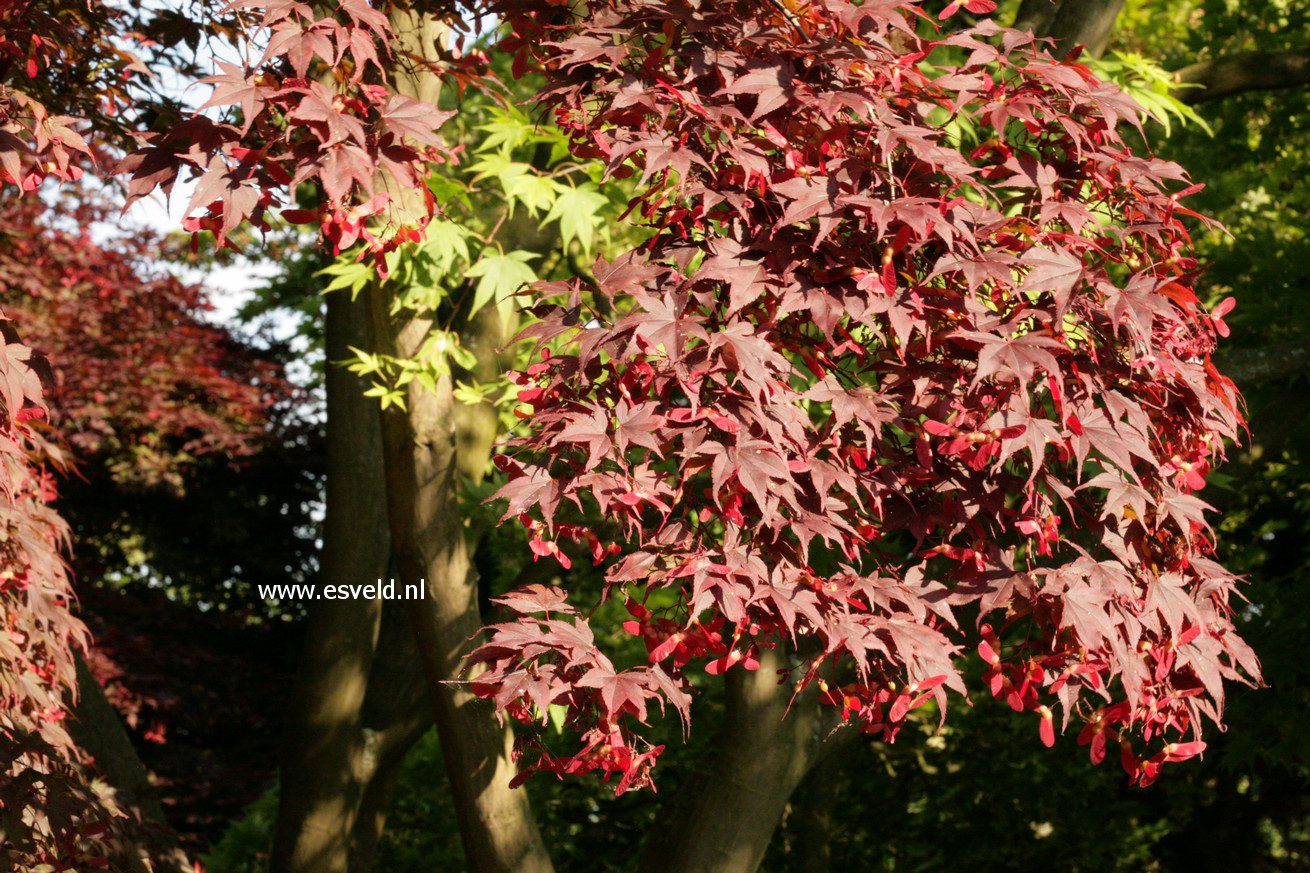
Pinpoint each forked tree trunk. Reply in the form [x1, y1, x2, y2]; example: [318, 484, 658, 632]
[364, 274, 553, 872]
[274, 17, 550, 871]
[338, 350, 509, 873]
[271, 289, 391, 873]
[368, 16, 552, 870]
[637, 652, 848, 873]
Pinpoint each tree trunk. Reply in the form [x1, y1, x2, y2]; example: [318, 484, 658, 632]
[349, 599, 434, 872]
[365, 274, 553, 872]
[271, 290, 391, 873]
[68, 653, 193, 872]
[344, 505, 521, 873]
[1012, 0, 1057, 35]
[349, 719, 432, 872]
[69, 653, 169, 826]
[794, 751, 843, 873]
[273, 15, 545, 869]
[355, 11, 553, 871]
[1013, 0, 1125, 59]
[636, 651, 847, 873]
[1216, 340, 1310, 386]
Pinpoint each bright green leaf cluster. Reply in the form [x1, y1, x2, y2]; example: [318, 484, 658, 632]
[321, 76, 640, 461]
[1089, 51, 1213, 137]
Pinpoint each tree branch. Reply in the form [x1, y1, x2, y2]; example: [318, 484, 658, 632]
[1043, 0, 1124, 59]
[1216, 340, 1310, 387]
[1173, 47, 1310, 105]
[1013, 0, 1057, 34]
[1011, 0, 1124, 59]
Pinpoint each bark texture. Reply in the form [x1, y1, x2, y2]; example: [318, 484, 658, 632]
[364, 15, 553, 872]
[348, 600, 433, 872]
[793, 752, 843, 873]
[1217, 341, 1310, 387]
[365, 277, 553, 873]
[68, 654, 193, 872]
[1012, 0, 1057, 35]
[69, 653, 169, 827]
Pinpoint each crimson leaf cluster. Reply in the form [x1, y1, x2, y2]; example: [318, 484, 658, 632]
[118, 0, 454, 266]
[470, 0, 1259, 794]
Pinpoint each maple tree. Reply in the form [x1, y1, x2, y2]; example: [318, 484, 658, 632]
[0, 1, 542, 868]
[117, 0, 457, 266]
[0, 109, 306, 873]
[0, 0, 141, 190]
[195, 1, 1310, 870]
[2, 0, 1293, 869]
[0, 6, 156, 862]
[467, 0, 1260, 798]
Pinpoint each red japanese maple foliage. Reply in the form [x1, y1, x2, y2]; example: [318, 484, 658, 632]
[6, 0, 454, 254]
[0, 315, 106, 866]
[0, 193, 291, 494]
[117, 0, 456, 265]
[470, 0, 1260, 794]
[0, 314, 184, 872]
[0, 0, 143, 191]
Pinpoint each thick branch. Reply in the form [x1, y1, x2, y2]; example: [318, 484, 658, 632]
[636, 651, 855, 873]
[1173, 48, 1310, 105]
[1216, 340, 1310, 386]
[1013, 0, 1124, 59]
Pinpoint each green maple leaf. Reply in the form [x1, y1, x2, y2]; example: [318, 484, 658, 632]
[318, 259, 373, 298]
[465, 250, 539, 322]
[543, 185, 610, 256]
[475, 108, 534, 154]
[504, 172, 562, 217]
[467, 152, 527, 192]
[422, 219, 470, 276]
[467, 154, 561, 216]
